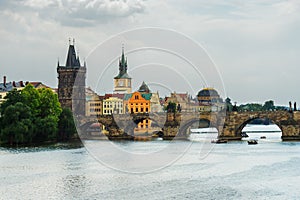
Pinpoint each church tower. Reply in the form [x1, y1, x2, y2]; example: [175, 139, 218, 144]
[57, 39, 86, 116]
[113, 46, 132, 94]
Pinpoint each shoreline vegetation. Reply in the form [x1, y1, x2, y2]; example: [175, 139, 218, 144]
[0, 84, 78, 147]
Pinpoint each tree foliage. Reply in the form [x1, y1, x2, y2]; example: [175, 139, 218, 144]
[0, 85, 62, 145]
[236, 100, 284, 112]
[225, 97, 233, 112]
[58, 108, 77, 142]
[166, 102, 177, 113]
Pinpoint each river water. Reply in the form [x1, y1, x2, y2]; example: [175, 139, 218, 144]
[1, 126, 300, 199]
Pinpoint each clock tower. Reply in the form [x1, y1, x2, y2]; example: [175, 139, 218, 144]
[113, 46, 132, 94]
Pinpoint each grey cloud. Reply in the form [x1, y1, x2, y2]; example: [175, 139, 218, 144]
[1, 0, 146, 27]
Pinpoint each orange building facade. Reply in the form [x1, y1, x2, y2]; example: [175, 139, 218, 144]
[125, 91, 152, 132]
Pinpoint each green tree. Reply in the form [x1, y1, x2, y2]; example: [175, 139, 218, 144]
[0, 89, 23, 115]
[238, 103, 263, 111]
[225, 97, 233, 112]
[166, 102, 177, 113]
[1, 102, 33, 145]
[263, 100, 275, 111]
[58, 108, 77, 141]
[21, 84, 40, 116]
[0, 84, 62, 145]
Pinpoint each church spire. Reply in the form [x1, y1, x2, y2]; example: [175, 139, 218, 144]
[115, 45, 130, 79]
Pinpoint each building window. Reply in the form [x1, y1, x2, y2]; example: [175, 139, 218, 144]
[136, 108, 138, 112]
[141, 108, 144, 112]
[146, 108, 148, 112]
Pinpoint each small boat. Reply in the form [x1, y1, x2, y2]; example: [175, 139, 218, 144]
[260, 136, 266, 139]
[241, 132, 249, 138]
[248, 139, 258, 145]
[211, 139, 228, 144]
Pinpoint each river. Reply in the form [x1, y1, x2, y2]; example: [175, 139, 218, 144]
[0, 125, 300, 199]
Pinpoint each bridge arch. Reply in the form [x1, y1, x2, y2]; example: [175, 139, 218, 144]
[198, 119, 211, 128]
[178, 117, 218, 136]
[234, 113, 285, 138]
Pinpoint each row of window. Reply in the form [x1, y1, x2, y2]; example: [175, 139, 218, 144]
[90, 108, 101, 112]
[130, 107, 149, 113]
[90, 103, 101, 107]
[130, 103, 148, 106]
[103, 102, 122, 105]
[103, 110, 123, 114]
[104, 104, 123, 108]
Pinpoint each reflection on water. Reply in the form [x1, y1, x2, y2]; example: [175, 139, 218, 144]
[189, 125, 282, 142]
[1, 135, 300, 199]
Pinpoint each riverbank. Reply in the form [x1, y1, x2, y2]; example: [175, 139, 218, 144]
[0, 139, 83, 149]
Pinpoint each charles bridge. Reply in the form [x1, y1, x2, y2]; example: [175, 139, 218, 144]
[76, 110, 300, 141]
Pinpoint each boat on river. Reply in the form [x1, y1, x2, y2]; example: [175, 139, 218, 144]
[248, 139, 258, 145]
[211, 139, 228, 144]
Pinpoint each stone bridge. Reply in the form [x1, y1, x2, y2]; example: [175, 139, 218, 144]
[75, 111, 300, 141]
[220, 111, 300, 141]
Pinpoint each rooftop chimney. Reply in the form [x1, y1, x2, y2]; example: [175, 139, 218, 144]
[3, 76, 6, 87]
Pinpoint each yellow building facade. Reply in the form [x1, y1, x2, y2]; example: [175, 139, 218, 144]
[103, 97, 123, 115]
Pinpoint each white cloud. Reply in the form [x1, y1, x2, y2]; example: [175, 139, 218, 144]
[19, 0, 146, 26]
[0, 0, 299, 104]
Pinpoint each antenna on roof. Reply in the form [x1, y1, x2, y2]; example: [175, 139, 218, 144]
[69, 38, 71, 45]
[73, 38, 75, 46]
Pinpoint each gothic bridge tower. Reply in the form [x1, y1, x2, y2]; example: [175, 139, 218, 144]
[57, 39, 86, 116]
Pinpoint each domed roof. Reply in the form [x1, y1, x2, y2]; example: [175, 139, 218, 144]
[197, 88, 219, 97]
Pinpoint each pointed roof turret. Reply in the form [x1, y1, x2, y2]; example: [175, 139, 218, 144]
[114, 45, 131, 79]
[138, 81, 150, 93]
[65, 39, 81, 68]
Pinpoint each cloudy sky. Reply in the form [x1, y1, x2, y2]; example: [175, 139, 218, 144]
[0, 0, 300, 105]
